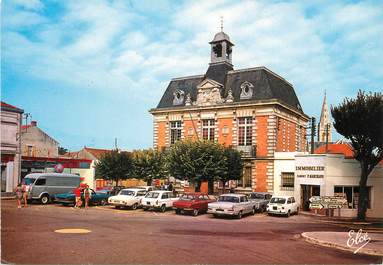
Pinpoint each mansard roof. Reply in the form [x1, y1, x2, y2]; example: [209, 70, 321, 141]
[155, 64, 303, 113]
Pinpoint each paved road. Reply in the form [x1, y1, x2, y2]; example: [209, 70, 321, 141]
[2, 200, 381, 264]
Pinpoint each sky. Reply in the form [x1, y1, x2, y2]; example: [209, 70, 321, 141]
[2, 0, 382, 151]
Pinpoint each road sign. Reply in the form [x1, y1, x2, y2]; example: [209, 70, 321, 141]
[309, 196, 347, 209]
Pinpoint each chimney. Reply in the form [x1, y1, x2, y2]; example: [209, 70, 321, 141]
[31, 121, 37, 126]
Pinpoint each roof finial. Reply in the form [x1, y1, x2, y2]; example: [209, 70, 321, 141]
[220, 16, 223, 32]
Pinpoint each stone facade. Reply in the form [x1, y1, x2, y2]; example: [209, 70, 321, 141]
[21, 121, 59, 158]
[1, 102, 23, 192]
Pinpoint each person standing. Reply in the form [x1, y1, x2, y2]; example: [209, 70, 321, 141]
[83, 185, 91, 209]
[15, 183, 23, 209]
[21, 182, 28, 207]
[74, 186, 82, 208]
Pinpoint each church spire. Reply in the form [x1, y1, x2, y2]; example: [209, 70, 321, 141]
[318, 91, 332, 143]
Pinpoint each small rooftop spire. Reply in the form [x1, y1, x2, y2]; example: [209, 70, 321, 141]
[220, 16, 223, 32]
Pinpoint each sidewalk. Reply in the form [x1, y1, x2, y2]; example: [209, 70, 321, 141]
[1, 192, 16, 200]
[302, 231, 383, 257]
[300, 210, 383, 226]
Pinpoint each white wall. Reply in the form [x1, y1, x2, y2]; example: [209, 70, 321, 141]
[273, 152, 305, 198]
[294, 154, 383, 218]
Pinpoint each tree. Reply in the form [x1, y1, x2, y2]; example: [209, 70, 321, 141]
[58, 146, 68, 155]
[331, 90, 383, 220]
[167, 140, 226, 193]
[220, 147, 243, 193]
[95, 151, 134, 187]
[132, 149, 167, 185]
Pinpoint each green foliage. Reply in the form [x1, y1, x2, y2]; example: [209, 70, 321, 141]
[132, 149, 166, 185]
[221, 147, 243, 187]
[167, 140, 227, 184]
[58, 146, 68, 155]
[95, 151, 134, 186]
[331, 90, 383, 220]
[331, 90, 383, 166]
[167, 140, 243, 193]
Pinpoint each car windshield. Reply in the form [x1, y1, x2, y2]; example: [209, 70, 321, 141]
[270, 197, 286, 204]
[23, 178, 35, 185]
[218, 196, 239, 203]
[119, 190, 135, 196]
[145, 192, 159, 198]
[250, 193, 265, 199]
[180, 194, 196, 201]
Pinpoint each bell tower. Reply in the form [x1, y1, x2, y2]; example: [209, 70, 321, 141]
[209, 20, 234, 65]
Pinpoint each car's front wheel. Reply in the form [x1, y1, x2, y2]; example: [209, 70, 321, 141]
[252, 207, 256, 215]
[131, 203, 138, 210]
[40, 194, 50, 205]
[175, 209, 181, 215]
[286, 210, 291, 217]
[192, 209, 199, 217]
[100, 199, 107, 206]
[237, 211, 243, 219]
[160, 204, 166, 212]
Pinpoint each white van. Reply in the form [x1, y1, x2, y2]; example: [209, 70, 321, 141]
[23, 173, 81, 204]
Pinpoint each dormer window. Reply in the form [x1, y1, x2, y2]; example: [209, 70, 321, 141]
[240, 81, 254, 99]
[173, 89, 185, 105]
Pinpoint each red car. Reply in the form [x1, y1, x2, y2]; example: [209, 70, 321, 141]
[173, 193, 216, 216]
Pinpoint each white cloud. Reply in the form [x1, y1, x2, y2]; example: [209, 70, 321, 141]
[3, 0, 382, 146]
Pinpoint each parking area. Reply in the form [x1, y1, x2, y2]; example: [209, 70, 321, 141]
[2, 200, 381, 264]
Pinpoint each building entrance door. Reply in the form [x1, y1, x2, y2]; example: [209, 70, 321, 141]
[301, 185, 320, 211]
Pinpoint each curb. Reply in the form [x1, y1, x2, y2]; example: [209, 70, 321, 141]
[301, 232, 383, 257]
[1, 196, 16, 200]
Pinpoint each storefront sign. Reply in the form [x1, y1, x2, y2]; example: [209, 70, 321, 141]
[295, 156, 325, 179]
[309, 196, 347, 209]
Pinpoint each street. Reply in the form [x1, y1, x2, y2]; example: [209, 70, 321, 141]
[1, 200, 381, 264]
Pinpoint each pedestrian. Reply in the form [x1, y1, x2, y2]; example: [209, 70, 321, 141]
[83, 185, 91, 209]
[167, 182, 173, 192]
[74, 186, 82, 208]
[15, 183, 23, 209]
[21, 182, 28, 207]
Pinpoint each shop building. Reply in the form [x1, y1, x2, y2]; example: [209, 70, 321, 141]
[150, 29, 309, 193]
[273, 143, 383, 218]
[1, 102, 23, 192]
[21, 121, 59, 157]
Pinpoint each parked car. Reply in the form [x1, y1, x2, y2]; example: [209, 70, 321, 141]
[248, 192, 272, 212]
[23, 173, 81, 204]
[141, 190, 179, 212]
[108, 188, 147, 209]
[207, 194, 258, 219]
[54, 189, 110, 206]
[131, 186, 155, 192]
[173, 193, 216, 216]
[266, 196, 299, 217]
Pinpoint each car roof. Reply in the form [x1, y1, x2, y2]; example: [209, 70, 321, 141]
[271, 195, 293, 199]
[250, 192, 272, 195]
[121, 188, 146, 192]
[25, 173, 80, 178]
[219, 193, 245, 197]
[147, 190, 171, 193]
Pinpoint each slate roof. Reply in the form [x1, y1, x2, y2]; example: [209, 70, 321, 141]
[155, 64, 303, 112]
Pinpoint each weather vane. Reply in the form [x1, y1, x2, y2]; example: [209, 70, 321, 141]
[220, 16, 223, 32]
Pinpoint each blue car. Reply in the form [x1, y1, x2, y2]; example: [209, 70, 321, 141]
[54, 189, 110, 206]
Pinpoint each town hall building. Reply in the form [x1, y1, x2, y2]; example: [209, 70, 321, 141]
[150, 29, 310, 193]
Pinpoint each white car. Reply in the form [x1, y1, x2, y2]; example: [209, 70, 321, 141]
[267, 196, 299, 217]
[108, 188, 147, 209]
[141, 191, 179, 212]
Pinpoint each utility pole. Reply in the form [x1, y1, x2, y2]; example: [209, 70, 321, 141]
[325, 123, 330, 153]
[311, 117, 316, 154]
